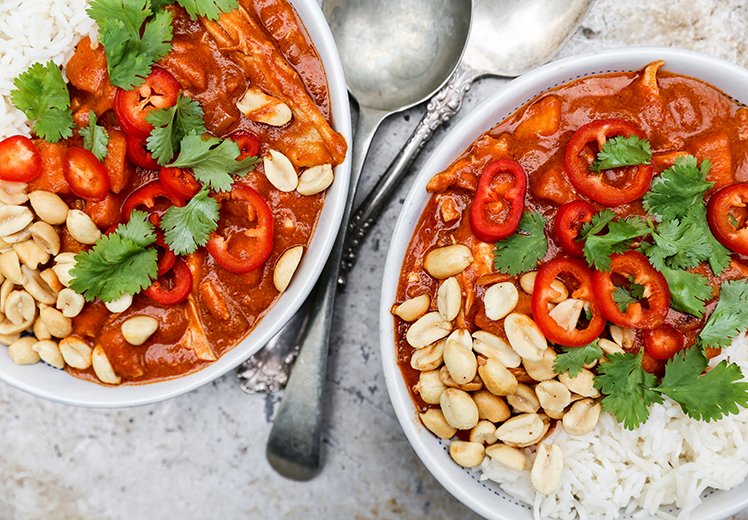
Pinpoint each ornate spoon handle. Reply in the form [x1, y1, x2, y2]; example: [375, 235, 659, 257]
[338, 63, 476, 285]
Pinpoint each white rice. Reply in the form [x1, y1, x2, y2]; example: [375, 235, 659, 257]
[0, 0, 97, 139]
[480, 333, 748, 519]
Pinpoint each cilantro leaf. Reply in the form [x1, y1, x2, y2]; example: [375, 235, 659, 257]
[88, 0, 173, 90]
[641, 216, 713, 271]
[175, 0, 238, 20]
[612, 282, 645, 313]
[146, 94, 206, 165]
[659, 265, 713, 318]
[594, 352, 663, 430]
[69, 211, 158, 303]
[168, 133, 259, 192]
[160, 187, 219, 255]
[698, 279, 748, 348]
[10, 61, 75, 142]
[79, 111, 111, 161]
[590, 135, 652, 172]
[643, 155, 713, 221]
[553, 341, 603, 378]
[657, 346, 748, 422]
[581, 212, 649, 271]
[492, 211, 547, 276]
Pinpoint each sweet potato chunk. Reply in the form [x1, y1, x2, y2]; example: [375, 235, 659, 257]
[29, 140, 71, 195]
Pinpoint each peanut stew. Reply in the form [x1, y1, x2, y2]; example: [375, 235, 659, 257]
[0, 0, 347, 385]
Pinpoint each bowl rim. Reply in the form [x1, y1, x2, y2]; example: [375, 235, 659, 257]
[0, 0, 352, 408]
[380, 46, 748, 520]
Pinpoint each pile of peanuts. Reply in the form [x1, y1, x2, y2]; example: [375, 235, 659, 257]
[0, 180, 161, 385]
[393, 243, 634, 496]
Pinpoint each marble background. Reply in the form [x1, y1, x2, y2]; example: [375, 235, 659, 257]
[2, 0, 748, 519]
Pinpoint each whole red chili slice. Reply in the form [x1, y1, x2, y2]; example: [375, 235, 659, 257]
[0, 135, 42, 182]
[227, 130, 260, 161]
[143, 257, 192, 305]
[554, 200, 595, 258]
[592, 250, 670, 330]
[206, 185, 273, 274]
[155, 232, 176, 277]
[564, 119, 653, 205]
[469, 158, 527, 243]
[114, 67, 180, 138]
[125, 135, 160, 170]
[643, 325, 685, 360]
[706, 182, 748, 256]
[122, 181, 185, 224]
[530, 257, 607, 347]
[159, 167, 201, 200]
[63, 147, 111, 200]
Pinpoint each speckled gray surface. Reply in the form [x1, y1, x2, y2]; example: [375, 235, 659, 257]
[2, 1, 748, 519]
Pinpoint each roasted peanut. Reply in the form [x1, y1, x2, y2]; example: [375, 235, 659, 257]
[0, 181, 28, 205]
[29, 190, 69, 225]
[531, 443, 564, 495]
[410, 340, 445, 371]
[32, 339, 64, 369]
[0, 250, 23, 284]
[105, 293, 132, 313]
[273, 245, 303, 292]
[440, 388, 480, 430]
[8, 336, 40, 365]
[297, 164, 334, 195]
[66, 209, 101, 244]
[393, 294, 430, 322]
[523, 347, 558, 381]
[485, 443, 527, 471]
[437, 277, 462, 321]
[5, 289, 36, 325]
[472, 330, 521, 368]
[536, 380, 572, 412]
[443, 329, 476, 385]
[472, 389, 511, 423]
[610, 324, 635, 350]
[479, 356, 518, 396]
[562, 398, 602, 436]
[519, 271, 568, 303]
[483, 282, 518, 321]
[56, 288, 85, 318]
[449, 440, 485, 468]
[13, 239, 49, 270]
[423, 244, 473, 279]
[470, 420, 498, 445]
[420, 408, 457, 439]
[406, 311, 452, 349]
[28, 221, 61, 255]
[548, 298, 585, 333]
[598, 338, 624, 355]
[23, 266, 57, 304]
[507, 383, 541, 414]
[559, 368, 600, 398]
[504, 313, 546, 361]
[58, 336, 93, 369]
[415, 369, 448, 405]
[263, 150, 298, 192]
[39, 306, 73, 338]
[92, 344, 121, 384]
[121, 316, 159, 346]
[495, 413, 545, 446]
[0, 205, 33, 238]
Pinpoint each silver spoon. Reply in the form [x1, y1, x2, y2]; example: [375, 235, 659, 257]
[264, 0, 471, 481]
[237, 0, 596, 396]
[339, 0, 597, 279]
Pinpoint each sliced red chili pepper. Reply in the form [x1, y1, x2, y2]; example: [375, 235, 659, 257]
[155, 232, 176, 277]
[121, 181, 185, 224]
[63, 147, 111, 200]
[592, 250, 670, 330]
[554, 200, 595, 258]
[227, 130, 260, 161]
[564, 119, 653, 205]
[530, 257, 607, 347]
[0, 135, 42, 182]
[114, 67, 180, 138]
[706, 182, 748, 256]
[125, 135, 160, 170]
[643, 325, 685, 360]
[143, 256, 192, 305]
[206, 185, 273, 273]
[469, 159, 527, 243]
[159, 167, 201, 200]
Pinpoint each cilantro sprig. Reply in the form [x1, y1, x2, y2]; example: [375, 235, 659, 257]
[492, 211, 548, 276]
[11, 61, 75, 142]
[643, 155, 713, 221]
[160, 187, 220, 255]
[591, 135, 652, 172]
[79, 110, 111, 161]
[88, 0, 174, 90]
[69, 211, 158, 303]
[580, 210, 649, 271]
[553, 341, 603, 378]
[698, 279, 748, 349]
[146, 94, 206, 165]
[175, 0, 239, 20]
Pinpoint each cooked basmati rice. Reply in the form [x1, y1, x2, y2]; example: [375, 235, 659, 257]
[479, 333, 748, 519]
[0, 0, 96, 139]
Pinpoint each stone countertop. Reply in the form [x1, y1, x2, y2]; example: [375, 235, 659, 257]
[2, 0, 748, 519]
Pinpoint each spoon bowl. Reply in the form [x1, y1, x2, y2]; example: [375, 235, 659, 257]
[265, 0, 471, 481]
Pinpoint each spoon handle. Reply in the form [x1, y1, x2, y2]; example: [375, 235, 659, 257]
[266, 106, 386, 481]
[338, 63, 475, 285]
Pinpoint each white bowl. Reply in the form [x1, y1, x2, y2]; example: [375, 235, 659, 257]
[0, 0, 352, 408]
[380, 47, 748, 520]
